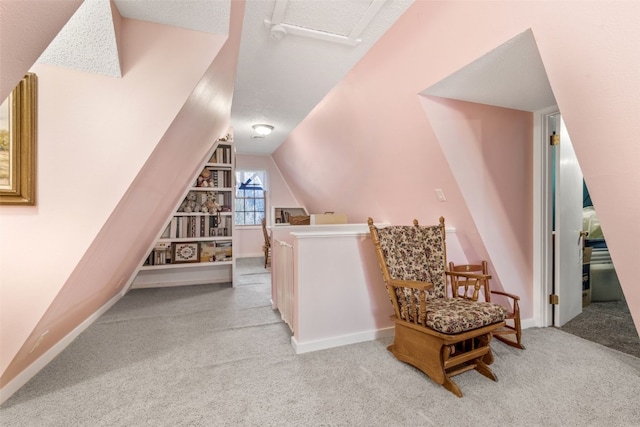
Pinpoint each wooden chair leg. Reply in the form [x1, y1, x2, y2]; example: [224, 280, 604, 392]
[442, 376, 463, 398]
[474, 359, 497, 381]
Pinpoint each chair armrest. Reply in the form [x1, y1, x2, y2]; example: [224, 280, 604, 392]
[490, 290, 520, 301]
[388, 279, 434, 292]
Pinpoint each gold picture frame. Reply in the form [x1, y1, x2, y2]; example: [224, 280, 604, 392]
[0, 73, 37, 205]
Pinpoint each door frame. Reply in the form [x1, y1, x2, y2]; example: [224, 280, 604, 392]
[533, 106, 559, 327]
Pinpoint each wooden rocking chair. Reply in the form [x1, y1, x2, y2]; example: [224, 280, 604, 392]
[449, 261, 524, 349]
[261, 218, 271, 268]
[367, 217, 507, 397]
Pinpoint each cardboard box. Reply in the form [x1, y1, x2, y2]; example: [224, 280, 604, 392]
[310, 213, 348, 225]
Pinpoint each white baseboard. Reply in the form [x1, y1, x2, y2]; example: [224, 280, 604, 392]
[236, 253, 264, 258]
[291, 327, 395, 354]
[291, 318, 538, 355]
[132, 277, 230, 289]
[521, 317, 538, 329]
[0, 291, 124, 405]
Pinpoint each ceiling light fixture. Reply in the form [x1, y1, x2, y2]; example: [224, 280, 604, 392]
[252, 124, 274, 136]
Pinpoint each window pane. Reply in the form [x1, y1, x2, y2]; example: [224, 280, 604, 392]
[235, 169, 267, 225]
[235, 212, 244, 225]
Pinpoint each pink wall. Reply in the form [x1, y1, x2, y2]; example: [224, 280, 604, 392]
[421, 97, 533, 313]
[273, 1, 640, 329]
[0, 0, 82, 102]
[0, 1, 245, 387]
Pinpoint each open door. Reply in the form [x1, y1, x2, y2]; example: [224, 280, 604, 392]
[552, 114, 585, 326]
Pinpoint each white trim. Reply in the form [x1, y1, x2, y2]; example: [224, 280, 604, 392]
[290, 224, 455, 239]
[520, 317, 538, 330]
[533, 105, 559, 327]
[291, 319, 537, 356]
[236, 252, 265, 259]
[132, 277, 230, 289]
[291, 327, 395, 354]
[0, 291, 124, 404]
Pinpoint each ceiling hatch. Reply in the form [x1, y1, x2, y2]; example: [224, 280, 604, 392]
[265, 0, 388, 46]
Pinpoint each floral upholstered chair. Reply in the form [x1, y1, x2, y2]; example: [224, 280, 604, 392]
[367, 217, 507, 397]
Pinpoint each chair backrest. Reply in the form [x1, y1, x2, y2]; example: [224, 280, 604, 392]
[448, 261, 491, 302]
[261, 218, 270, 248]
[369, 217, 448, 299]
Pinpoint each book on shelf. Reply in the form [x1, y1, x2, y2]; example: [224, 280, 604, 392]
[200, 242, 217, 262]
[169, 215, 221, 238]
[144, 242, 172, 266]
[208, 144, 232, 164]
[199, 241, 232, 262]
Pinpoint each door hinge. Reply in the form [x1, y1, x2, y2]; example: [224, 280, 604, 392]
[549, 294, 559, 305]
[550, 132, 560, 146]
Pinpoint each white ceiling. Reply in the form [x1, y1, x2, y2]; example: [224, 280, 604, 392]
[422, 29, 556, 113]
[37, 1, 556, 155]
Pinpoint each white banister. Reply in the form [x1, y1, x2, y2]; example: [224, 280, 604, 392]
[274, 239, 294, 332]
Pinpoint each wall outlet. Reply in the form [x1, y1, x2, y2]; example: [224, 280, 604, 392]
[435, 189, 446, 202]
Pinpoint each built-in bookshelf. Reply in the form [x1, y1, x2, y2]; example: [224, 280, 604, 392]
[272, 206, 309, 226]
[133, 138, 235, 288]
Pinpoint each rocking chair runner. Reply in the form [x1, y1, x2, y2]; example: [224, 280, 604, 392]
[367, 217, 507, 397]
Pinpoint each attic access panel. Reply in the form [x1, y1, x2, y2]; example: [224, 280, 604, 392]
[265, 0, 387, 46]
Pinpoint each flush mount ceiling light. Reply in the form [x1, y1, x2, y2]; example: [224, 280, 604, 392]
[252, 124, 274, 136]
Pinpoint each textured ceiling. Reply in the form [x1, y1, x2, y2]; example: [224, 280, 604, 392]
[37, 0, 230, 77]
[113, 0, 230, 35]
[35, 0, 412, 154]
[37, 0, 123, 77]
[232, 0, 413, 154]
[34, 1, 557, 156]
[282, 0, 375, 35]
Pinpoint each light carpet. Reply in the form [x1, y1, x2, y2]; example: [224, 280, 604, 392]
[2, 258, 639, 426]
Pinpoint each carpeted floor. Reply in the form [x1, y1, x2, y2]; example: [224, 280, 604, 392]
[561, 300, 640, 359]
[2, 257, 639, 426]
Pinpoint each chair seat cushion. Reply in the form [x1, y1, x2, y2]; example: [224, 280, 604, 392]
[425, 298, 507, 334]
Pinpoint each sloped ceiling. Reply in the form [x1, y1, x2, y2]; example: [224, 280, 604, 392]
[34, 0, 413, 154]
[36, 0, 230, 78]
[32, 2, 558, 153]
[422, 29, 556, 112]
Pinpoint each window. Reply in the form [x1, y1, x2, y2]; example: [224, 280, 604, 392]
[235, 170, 267, 225]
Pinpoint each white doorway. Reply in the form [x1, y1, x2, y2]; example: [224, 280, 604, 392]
[533, 108, 585, 328]
[546, 112, 585, 326]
